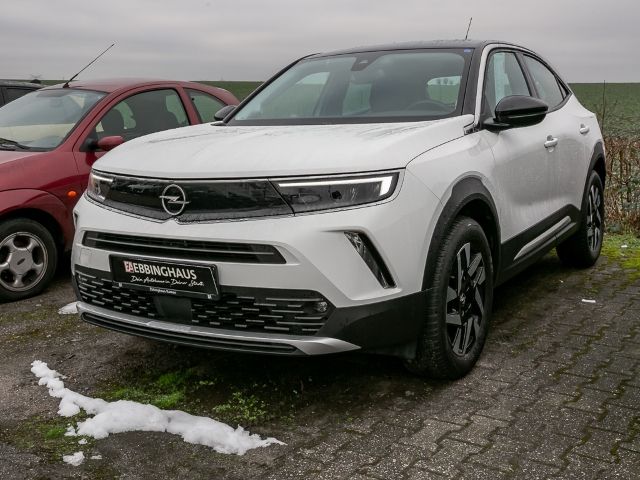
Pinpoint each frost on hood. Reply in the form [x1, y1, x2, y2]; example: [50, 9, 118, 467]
[31, 360, 284, 455]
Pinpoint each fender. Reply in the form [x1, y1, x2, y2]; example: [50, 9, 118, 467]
[421, 176, 500, 290]
[0, 189, 74, 250]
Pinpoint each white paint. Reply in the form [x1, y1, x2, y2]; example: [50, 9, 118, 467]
[31, 361, 283, 455]
[94, 117, 472, 179]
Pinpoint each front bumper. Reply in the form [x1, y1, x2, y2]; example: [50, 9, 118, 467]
[71, 170, 439, 356]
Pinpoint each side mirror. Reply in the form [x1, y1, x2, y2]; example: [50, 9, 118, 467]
[213, 105, 236, 121]
[95, 135, 124, 151]
[485, 96, 548, 131]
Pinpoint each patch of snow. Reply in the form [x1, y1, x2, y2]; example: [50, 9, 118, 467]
[62, 451, 84, 466]
[64, 426, 76, 436]
[621, 244, 628, 249]
[78, 438, 87, 445]
[90, 455, 102, 460]
[581, 299, 597, 304]
[31, 360, 283, 455]
[58, 302, 78, 315]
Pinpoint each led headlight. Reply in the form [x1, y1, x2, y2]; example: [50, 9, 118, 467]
[87, 170, 113, 202]
[274, 172, 399, 213]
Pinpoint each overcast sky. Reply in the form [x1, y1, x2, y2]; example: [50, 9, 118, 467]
[1, 0, 638, 83]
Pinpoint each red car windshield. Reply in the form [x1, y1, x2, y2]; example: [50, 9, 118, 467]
[0, 88, 105, 150]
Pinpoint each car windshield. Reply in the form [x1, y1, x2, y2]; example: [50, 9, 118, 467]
[230, 49, 472, 125]
[0, 88, 106, 150]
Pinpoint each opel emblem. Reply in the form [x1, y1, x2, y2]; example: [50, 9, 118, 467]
[159, 184, 189, 216]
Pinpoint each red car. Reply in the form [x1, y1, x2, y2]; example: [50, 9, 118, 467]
[0, 79, 238, 301]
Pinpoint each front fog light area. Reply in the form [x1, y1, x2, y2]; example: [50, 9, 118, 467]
[344, 232, 395, 288]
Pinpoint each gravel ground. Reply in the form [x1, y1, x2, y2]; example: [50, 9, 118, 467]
[0, 246, 638, 479]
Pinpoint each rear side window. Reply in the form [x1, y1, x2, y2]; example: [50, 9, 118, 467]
[483, 51, 531, 115]
[523, 56, 565, 108]
[93, 89, 188, 142]
[187, 89, 225, 123]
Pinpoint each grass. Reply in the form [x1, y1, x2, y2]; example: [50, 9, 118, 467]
[196, 81, 262, 100]
[570, 83, 640, 137]
[0, 415, 94, 462]
[601, 233, 640, 279]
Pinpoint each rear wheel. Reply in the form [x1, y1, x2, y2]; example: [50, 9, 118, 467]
[556, 170, 604, 268]
[0, 219, 58, 302]
[405, 217, 494, 379]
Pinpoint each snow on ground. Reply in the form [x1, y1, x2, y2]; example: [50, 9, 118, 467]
[31, 360, 284, 456]
[62, 451, 84, 466]
[58, 302, 78, 315]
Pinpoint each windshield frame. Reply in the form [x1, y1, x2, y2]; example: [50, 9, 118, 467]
[0, 87, 107, 152]
[227, 48, 474, 126]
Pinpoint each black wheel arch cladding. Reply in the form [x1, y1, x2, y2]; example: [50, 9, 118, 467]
[422, 176, 500, 290]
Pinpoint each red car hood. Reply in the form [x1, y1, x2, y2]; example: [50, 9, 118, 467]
[0, 150, 50, 191]
[0, 150, 42, 165]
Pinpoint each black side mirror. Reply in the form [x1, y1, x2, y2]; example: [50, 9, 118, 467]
[213, 105, 236, 121]
[484, 95, 548, 131]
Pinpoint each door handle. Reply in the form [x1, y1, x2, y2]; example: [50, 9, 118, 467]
[544, 136, 558, 149]
[579, 124, 590, 135]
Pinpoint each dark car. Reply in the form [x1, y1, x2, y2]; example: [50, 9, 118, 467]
[0, 78, 238, 301]
[0, 81, 42, 107]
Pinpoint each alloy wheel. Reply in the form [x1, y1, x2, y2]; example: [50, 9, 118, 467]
[446, 242, 487, 356]
[0, 232, 48, 292]
[586, 184, 603, 253]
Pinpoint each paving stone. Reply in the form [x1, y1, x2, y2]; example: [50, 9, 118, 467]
[413, 440, 482, 477]
[448, 415, 508, 447]
[400, 418, 463, 452]
[570, 428, 624, 463]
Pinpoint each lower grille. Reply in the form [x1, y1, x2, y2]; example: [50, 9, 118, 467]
[75, 270, 332, 336]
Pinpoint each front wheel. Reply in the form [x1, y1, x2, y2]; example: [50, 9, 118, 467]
[0, 219, 58, 302]
[556, 171, 604, 268]
[405, 217, 494, 379]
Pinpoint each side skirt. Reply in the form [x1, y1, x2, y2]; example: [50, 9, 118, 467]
[496, 205, 581, 285]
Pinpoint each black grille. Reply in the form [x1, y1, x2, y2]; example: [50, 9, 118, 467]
[94, 171, 293, 222]
[75, 270, 332, 336]
[82, 231, 285, 264]
[76, 270, 158, 318]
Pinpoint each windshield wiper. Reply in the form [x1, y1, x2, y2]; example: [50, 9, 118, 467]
[0, 137, 31, 150]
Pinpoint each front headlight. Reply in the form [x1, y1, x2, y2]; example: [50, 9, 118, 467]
[274, 171, 400, 213]
[87, 170, 113, 202]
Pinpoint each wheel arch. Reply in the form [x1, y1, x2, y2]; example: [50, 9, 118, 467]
[590, 141, 606, 186]
[0, 208, 65, 251]
[422, 176, 500, 290]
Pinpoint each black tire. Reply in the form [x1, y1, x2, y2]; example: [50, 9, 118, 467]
[556, 171, 604, 268]
[405, 217, 494, 379]
[0, 219, 58, 302]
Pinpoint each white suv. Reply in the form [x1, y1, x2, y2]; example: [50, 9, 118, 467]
[72, 41, 605, 379]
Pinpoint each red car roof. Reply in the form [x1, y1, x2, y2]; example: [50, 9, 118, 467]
[42, 78, 238, 104]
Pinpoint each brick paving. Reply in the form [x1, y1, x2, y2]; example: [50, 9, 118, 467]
[0, 253, 638, 479]
[252, 255, 640, 479]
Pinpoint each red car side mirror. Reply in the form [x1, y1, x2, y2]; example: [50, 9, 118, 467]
[96, 135, 124, 151]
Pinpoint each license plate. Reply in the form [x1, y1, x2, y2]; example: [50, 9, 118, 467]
[110, 257, 220, 300]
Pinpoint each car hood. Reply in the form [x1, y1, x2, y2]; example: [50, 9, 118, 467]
[0, 149, 43, 167]
[95, 115, 474, 178]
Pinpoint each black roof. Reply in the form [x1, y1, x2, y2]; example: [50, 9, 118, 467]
[0, 80, 43, 88]
[312, 40, 527, 57]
